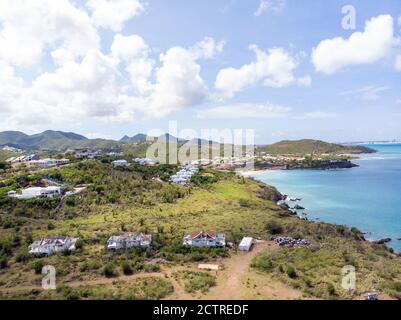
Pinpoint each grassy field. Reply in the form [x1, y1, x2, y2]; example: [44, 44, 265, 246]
[0, 150, 17, 163]
[1, 160, 401, 300]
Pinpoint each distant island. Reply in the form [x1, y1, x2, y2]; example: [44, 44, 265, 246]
[256, 139, 377, 156]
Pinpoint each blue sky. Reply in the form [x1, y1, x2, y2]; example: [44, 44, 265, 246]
[0, 0, 400, 143]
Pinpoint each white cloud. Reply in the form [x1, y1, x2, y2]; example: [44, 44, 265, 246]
[143, 46, 209, 118]
[395, 55, 401, 70]
[1, 50, 134, 129]
[298, 75, 312, 87]
[197, 102, 291, 119]
[302, 111, 337, 119]
[189, 37, 226, 60]
[215, 45, 303, 98]
[396, 99, 401, 104]
[86, 0, 144, 32]
[111, 34, 154, 95]
[0, 0, 99, 68]
[312, 15, 396, 74]
[254, 0, 286, 16]
[339, 86, 389, 101]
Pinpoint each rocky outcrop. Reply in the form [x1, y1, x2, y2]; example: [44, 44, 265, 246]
[372, 238, 392, 245]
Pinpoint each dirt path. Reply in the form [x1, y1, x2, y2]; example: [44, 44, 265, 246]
[206, 241, 272, 300]
[0, 242, 303, 300]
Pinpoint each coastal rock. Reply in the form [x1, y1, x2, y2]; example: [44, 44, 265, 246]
[279, 203, 290, 210]
[372, 238, 392, 245]
[294, 205, 305, 210]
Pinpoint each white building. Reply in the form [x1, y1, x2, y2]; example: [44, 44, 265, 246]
[27, 158, 70, 168]
[107, 233, 152, 251]
[9, 186, 62, 199]
[133, 158, 155, 165]
[239, 237, 255, 252]
[183, 231, 226, 248]
[112, 160, 129, 167]
[29, 237, 79, 256]
[170, 164, 199, 185]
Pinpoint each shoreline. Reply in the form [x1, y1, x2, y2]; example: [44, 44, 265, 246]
[238, 167, 399, 252]
[236, 168, 280, 178]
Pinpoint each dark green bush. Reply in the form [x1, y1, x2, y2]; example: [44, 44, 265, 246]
[266, 220, 283, 235]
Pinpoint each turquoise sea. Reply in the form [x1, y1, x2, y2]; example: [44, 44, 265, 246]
[256, 144, 401, 252]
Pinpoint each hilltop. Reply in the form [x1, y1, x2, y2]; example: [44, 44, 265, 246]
[257, 139, 376, 155]
[0, 130, 120, 151]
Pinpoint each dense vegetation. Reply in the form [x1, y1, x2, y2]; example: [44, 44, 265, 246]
[257, 139, 376, 155]
[1, 157, 401, 300]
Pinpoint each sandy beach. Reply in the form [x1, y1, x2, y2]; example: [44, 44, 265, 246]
[236, 169, 277, 178]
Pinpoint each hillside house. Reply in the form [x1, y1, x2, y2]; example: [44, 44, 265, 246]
[112, 160, 129, 167]
[107, 233, 152, 251]
[29, 237, 79, 256]
[183, 231, 226, 248]
[8, 186, 62, 199]
[133, 157, 155, 165]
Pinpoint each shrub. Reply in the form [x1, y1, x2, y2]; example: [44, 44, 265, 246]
[251, 255, 274, 272]
[121, 261, 133, 275]
[239, 199, 252, 208]
[33, 260, 44, 275]
[144, 264, 161, 273]
[0, 256, 8, 269]
[178, 271, 216, 293]
[47, 222, 56, 230]
[102, 263, 116, 278]
[65, 197, 76, 207]
[327, 283, 336, 296]
[75, 239, 84, 250]
[286, 265, 297, 279]
[15, 248, 30, 263]
[389, 282, 401, 292]
[266, 220, 283, 235]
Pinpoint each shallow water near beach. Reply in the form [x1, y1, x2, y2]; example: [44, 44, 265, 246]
[256, 144, 401, 252]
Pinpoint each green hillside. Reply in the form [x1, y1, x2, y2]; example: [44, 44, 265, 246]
[0, 150, 18, 162]
[0, 130, 121, 151]
[258, 139, 376, 155]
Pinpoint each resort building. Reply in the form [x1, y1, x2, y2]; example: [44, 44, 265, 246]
[26, 158, 70, 168]
[170, 164, 199, 185]
[112, 160, 129, 167]
[133, 157, 155, 165]
[8, 186, 62, 199]
[29, 237, 80, 256]
[183, 231, 226, 248]
[107, 233, 152, 251]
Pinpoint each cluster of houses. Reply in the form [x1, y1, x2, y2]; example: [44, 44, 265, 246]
[27, 231, 259, 259]
[74, 150, 123, 159]
[2, 146, 23, 153]
[133, 157, 155, 165]
[29, 237, 80, 256]
[6, 154, 38, 164]
[6, 154, 69, 168]
[8, 186, 63, 199]
[170, 165, 199, 185]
